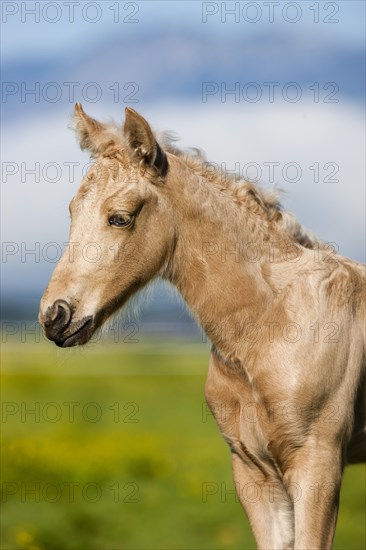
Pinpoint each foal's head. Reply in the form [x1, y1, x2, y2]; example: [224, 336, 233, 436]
[39, 105, 176, 347]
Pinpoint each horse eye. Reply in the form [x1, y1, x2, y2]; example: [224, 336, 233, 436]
[108, 213, 132, 228]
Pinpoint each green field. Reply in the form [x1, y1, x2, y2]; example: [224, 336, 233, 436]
[1, 342, 365, 549]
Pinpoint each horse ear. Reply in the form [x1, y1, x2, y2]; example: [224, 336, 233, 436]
[124, 107, 167, 177]
[73, 103, 120, 157]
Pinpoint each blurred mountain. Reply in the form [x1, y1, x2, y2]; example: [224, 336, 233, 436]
[2, 29, 364, 124]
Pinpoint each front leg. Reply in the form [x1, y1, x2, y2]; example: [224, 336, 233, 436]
[232, 453, 294, 549]
[206, 351, 294, 549]
[284, 443, 343, 549]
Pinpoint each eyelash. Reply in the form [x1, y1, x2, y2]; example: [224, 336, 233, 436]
[108, 213, 133, 228]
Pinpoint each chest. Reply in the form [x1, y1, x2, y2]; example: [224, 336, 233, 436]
[205, 351, 269, 458]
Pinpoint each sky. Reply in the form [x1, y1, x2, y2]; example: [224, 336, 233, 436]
[1, 0, 365, 317]
[2, 1, 365, 62]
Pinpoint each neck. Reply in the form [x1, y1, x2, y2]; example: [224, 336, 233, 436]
[163, 156, 277, 362]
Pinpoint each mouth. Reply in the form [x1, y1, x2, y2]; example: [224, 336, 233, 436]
[55, 317, 94, 348]
[44, 284, 140, 349]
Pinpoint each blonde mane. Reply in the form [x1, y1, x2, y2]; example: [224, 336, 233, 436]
[157, 130, 324, 250]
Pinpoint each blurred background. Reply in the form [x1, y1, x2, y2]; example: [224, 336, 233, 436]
[1, 1, 365, 549]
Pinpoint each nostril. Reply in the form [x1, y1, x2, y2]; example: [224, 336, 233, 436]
[45, 300, 72, 331]
[51, 300, 68, 321]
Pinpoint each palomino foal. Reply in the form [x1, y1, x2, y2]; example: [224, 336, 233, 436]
[39, 105, 366, 549]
